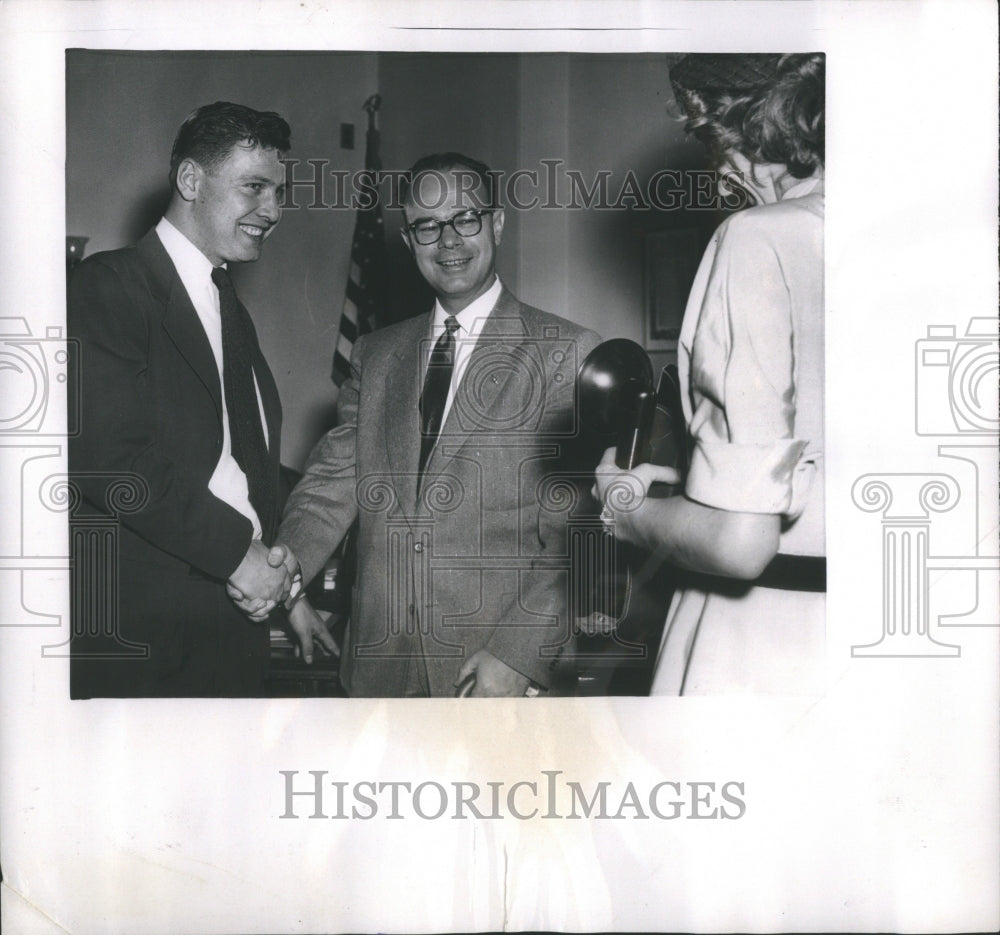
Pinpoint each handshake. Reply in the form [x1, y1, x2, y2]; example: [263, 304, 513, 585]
[226, 540, 337, 664]
[226, 539, 301, 621]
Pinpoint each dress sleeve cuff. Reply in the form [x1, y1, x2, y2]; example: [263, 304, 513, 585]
[686, 437, 809, 515]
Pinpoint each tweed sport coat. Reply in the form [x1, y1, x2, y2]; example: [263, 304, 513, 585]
[279, 289, 601, 696]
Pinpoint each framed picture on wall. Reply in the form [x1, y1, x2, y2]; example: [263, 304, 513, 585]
[643, 227, 704, 350]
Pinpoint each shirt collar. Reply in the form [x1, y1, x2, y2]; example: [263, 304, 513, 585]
[783, 173, 824, 201]
[156, 216, 221, 288]
[432, 277, 502, 338]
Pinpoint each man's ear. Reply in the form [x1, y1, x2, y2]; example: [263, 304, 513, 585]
[491, 207, 505, 246]
[174, 158, 201, 203]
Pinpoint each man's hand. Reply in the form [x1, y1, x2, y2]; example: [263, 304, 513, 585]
[592, 447, 680, 545]
[456, 650, 532, 697]
[266, 542, 303, 607]
[226, 540, 298, 621]
[287, 596, 339, 665]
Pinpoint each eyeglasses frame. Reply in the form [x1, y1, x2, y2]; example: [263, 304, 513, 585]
[404, 208, 496, 246]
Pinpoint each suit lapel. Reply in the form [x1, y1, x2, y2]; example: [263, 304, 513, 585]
[423, 290, 527, 480]
[137, 231, 223, 420]
[384, 314, 428, 514]
[137, 229, 286, 541]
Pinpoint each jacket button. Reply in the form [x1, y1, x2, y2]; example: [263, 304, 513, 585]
[414, 542, 423, 553]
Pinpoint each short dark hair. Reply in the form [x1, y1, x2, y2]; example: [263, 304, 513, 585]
[670, 53, 824, 179]
[400, 152, 498, 212]
[169, 101, 291, 183]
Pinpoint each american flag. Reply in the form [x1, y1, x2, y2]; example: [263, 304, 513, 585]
[332, 94, 386, 386]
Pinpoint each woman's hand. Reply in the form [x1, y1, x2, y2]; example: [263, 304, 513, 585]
[591, 447, 681, 546]
[592, 446, 780, 578]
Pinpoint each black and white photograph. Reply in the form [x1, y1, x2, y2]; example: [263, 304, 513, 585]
[1, 1, 997, 933]
[63, 48, 825, 701]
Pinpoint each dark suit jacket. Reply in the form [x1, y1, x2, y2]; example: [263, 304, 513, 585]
[279, 289, 601, 696]
[68, 229, 283, 697]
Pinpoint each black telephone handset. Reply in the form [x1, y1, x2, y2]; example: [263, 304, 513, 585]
[616, 388, 656, 469]
[578, 338, 656, 464]
[645, 363, 689, 492]
[576, 342, 688, 695]
[579, 338, 688, 476]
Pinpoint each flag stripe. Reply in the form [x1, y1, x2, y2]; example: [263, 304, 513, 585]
[332, 112, 387, 386]
[339, 311, 359, 343]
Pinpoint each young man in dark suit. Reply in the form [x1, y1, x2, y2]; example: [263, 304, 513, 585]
[69, 102, 297, 697]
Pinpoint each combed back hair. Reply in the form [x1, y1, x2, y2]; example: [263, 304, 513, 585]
[169, 101, 291, 183]
[401, 152, 498, 211]
[671, 53, 824, 179]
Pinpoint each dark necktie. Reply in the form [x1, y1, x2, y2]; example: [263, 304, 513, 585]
[418, 315, 460, 477]
[212, 266, 275, 539]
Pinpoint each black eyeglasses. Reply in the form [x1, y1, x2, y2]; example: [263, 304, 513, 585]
[405, 209, 494, 245]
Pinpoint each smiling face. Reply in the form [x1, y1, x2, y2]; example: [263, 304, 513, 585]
[402, 169, 505, 313]
[176, 142, 286, 266]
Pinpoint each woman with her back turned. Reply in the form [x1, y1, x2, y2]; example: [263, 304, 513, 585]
[595, 53, 826, 694]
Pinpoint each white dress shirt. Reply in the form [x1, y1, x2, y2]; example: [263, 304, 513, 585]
[155, 216, 268, 538]
[426, 276, 503, 429]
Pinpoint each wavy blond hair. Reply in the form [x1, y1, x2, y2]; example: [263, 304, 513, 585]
[672, 53, 824, 179]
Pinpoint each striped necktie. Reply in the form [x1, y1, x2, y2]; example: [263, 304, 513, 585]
[418, 315, 460, 477]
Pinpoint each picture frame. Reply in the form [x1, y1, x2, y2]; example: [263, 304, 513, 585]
[643, 227, 704, 350]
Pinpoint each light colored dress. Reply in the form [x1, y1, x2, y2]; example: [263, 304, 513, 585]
[651, 175, 825, 695]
